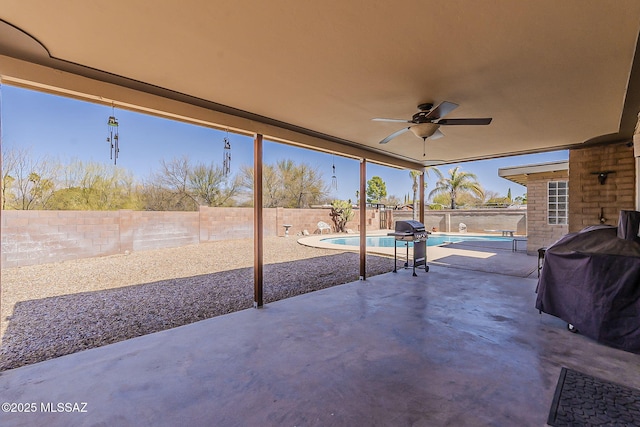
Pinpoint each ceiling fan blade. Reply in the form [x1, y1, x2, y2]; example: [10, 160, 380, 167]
[379, 127, 411, 144]
[425, 101, 458, 119]
[372, 118, 412, 123]
[430, 129, 445, 140]
[437, 118, 492, 125]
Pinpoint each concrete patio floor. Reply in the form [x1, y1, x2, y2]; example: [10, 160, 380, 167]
[1, 252, 640, 426]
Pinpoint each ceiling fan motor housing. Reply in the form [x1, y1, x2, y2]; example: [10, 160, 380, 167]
[412, 111, 434, 123]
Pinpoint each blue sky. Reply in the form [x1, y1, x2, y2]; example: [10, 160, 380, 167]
[1, 85, 567, 202]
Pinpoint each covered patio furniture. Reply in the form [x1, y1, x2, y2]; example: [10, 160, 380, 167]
[536, 210, 640, 353]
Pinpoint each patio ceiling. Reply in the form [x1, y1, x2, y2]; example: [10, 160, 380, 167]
[1, 1, 640, 168]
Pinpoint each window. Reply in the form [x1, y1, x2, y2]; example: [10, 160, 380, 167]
[548, 181, 568, 225]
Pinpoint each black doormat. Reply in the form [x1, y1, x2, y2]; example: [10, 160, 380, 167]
[548, 367, 640, 426]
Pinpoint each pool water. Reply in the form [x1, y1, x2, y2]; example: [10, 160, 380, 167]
[321, 234, 512, 247]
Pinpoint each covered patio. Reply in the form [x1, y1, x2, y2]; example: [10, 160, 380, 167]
[2, 2, 640, 426]
[1, 257, 639, 426]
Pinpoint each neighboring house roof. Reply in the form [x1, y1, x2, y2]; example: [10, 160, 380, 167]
[498, 160, 569, 187]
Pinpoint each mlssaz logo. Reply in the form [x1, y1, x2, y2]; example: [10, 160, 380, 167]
[41, 402, 88, 413]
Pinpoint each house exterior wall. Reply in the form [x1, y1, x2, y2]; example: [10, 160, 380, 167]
[526, 170, 569, 254]
[568, 142, 636, 233]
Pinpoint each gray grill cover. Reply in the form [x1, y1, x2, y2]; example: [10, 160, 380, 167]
[618, 210, 640, 243]
[536, 211, 640, 352]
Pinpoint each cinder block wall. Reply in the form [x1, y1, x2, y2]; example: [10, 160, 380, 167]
[279, 208, 333, 236]
[2, 206, 525, 267]
[568, 143, 636, 233]
[278, 207, 381, 236]
[1, 210, 122, 267]
[526, 171, 569, 254]
[199, 206, 255, 241]
[130, 211, 200, 251]
[447, 211, 526, 234]
[391, 209, 526, 235]
[1, 206, 366, 268]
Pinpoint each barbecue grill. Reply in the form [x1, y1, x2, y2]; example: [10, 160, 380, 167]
[388, 220, 429, 276]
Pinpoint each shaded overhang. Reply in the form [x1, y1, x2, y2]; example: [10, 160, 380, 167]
[498, 160, 569, 187]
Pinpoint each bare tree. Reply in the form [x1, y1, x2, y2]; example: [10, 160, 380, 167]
[142, 157, 240, 210]
[148, 157, 198, 210]
[279, 160, 326, 208]
[239, 164, 278, 207]
[189, 162, 240, 207]
[140, 181, 185, 211]
[1, 146, 18, 209]
[158, 157, 192, 197]
[1, 147, 57, 210]
[240, 159, 328, 208]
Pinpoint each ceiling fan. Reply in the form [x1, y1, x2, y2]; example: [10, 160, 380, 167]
[373, 101, 492, 145]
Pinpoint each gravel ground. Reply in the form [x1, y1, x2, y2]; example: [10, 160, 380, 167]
[0, 237, 394, 371]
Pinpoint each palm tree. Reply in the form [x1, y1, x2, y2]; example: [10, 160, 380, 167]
[429, 166, 484, 209]
[410, 167, 442, 219]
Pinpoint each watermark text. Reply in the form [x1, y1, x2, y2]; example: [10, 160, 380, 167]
[2, 402, 88, 413]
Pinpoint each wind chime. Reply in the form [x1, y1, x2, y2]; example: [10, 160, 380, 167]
[223, 130, 231, 177]
[106, 105, 119, 164]
[331, 154, 338, 191]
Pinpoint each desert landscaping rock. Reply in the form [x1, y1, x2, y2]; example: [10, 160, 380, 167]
[0, 237, 394, 371]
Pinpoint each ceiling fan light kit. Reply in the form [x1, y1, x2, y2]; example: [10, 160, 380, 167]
[410, 123, 440, 139]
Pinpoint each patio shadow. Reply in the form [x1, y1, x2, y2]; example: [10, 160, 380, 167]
[429, 241, 537, 277]
[0, 252, 393, 371]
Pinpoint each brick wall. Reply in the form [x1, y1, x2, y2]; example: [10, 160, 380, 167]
[568, 143, 636, 233]
[526, 171, 569, 254]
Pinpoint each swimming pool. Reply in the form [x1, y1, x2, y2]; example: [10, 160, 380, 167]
[321, 234, 512, 248]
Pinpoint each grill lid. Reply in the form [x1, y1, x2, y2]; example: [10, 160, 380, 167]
[395, 220, 426, 233]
